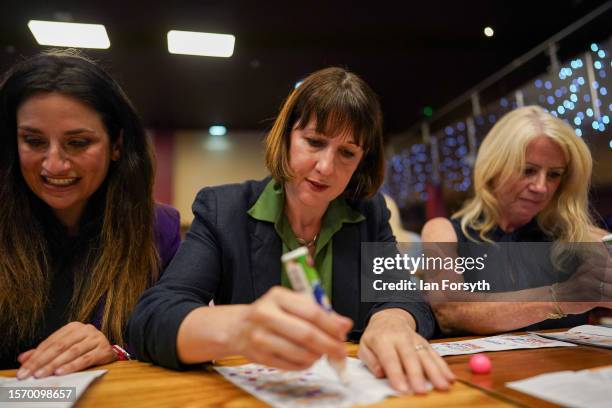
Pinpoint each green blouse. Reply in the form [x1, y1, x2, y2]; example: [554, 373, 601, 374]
[247, 179, 364, 300]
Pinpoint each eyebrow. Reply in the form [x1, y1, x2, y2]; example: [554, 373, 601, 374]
[525, 162, 566, 171]
[302, 127, 360, 146]
[17, 126, 96, 136]
[17, 126, 43, 134]
[65, 128, 96, 136]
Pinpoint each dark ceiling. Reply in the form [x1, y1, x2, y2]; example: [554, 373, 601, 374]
[1, 0, 610, 133]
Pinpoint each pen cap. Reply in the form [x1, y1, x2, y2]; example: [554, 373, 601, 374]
[282, 246, 314, 294]
[281, 246, 309, 263]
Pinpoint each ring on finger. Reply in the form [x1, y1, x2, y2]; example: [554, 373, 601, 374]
[415, 344, 427, 352]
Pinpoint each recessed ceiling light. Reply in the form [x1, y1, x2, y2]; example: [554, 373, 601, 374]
[167, 30, 235, 57]
[484, 26, 494, 37]
[27, 20, 110, 49]
[205, 127, 230, 151]
[209, 125, 227, 136]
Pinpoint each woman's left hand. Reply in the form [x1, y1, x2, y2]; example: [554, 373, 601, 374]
[16, 322, 116, 379]
[358, 308, 455, 394]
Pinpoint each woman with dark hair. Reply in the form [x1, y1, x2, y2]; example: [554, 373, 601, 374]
[0, 50, 181, 376]
[129, 67, 454, 394]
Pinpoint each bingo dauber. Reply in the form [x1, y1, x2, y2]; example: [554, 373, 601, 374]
[281, 246, 349, 383]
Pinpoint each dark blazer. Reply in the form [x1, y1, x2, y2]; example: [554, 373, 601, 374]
[128, 178, 434, 369]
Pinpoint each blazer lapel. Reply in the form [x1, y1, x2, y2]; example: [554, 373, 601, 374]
[249, 218, 282, 299]
[332, 223, 361, 322]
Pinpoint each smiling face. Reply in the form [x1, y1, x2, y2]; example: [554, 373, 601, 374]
[494, 135, 567, 229]
[17, 92, 120, 230]
[285, 118, 364, 210]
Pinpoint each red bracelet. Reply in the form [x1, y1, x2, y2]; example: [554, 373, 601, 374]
[111, 345, 131, 361]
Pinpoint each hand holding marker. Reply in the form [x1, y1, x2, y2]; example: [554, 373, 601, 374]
[281, 246, 349, 383]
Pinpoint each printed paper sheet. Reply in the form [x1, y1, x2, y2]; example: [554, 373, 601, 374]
[506, 366, 612, 408]
[532, 325, 612, 349]
[431, 333, 575, 356]
[215, 357, 403, 407]
[0, 369, 106, 408]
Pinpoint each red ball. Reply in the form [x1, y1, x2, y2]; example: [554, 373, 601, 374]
[469, 354, 492, 374]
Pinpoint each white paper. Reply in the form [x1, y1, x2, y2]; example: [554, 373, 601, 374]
[532, 325, 612, 349]
[0, 369, 106, 408]
[215, 357, 411, 407]
[506, 366, 612, 408]
[431, 333, 575, 356]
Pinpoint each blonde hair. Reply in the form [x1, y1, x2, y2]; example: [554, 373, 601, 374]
[453, 105, 596, 243]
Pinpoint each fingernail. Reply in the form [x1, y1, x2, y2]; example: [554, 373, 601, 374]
[397, 382, 409, 394]
[54, 368, 64, 375]
[414, 381, 426, 394]
[34, 369, 44, 378]
[16, 368, 29, 380]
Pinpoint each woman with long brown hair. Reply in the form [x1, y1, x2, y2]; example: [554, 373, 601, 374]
[0, 50, 180, 376]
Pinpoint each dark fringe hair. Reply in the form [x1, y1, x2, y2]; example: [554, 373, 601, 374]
[264, 67, 384, 199]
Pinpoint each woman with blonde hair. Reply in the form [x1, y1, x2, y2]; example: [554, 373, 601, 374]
[422, 105, 611, 335]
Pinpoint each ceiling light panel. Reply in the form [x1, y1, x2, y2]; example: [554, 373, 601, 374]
[167, 30, 235, 57]
[28, 20, 110, 49]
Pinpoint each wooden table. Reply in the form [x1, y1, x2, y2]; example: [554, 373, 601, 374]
[0, 345, 508, 408]
[441, 335, 612, 407]
[1, 336, 610, 407]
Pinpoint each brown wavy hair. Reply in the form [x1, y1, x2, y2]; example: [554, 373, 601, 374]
[0, 50, 159, 348]
[264, 67, 384, 199]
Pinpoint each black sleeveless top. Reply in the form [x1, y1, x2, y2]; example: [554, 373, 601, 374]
[0, 194, 103, 369]
[448, 218, 588, 331]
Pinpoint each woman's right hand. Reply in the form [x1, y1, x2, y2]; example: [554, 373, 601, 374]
[232, 286, 352, 370]
[556, 250, 612, 314]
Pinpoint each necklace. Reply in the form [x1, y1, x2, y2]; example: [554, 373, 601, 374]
[296, 233, 318, 249]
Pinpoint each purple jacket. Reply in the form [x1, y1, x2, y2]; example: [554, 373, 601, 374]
[91, 203, 181, 332]
[153, 203, 182, 270]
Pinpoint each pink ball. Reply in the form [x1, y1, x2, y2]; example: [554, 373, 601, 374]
[469, 354, 492, 374]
